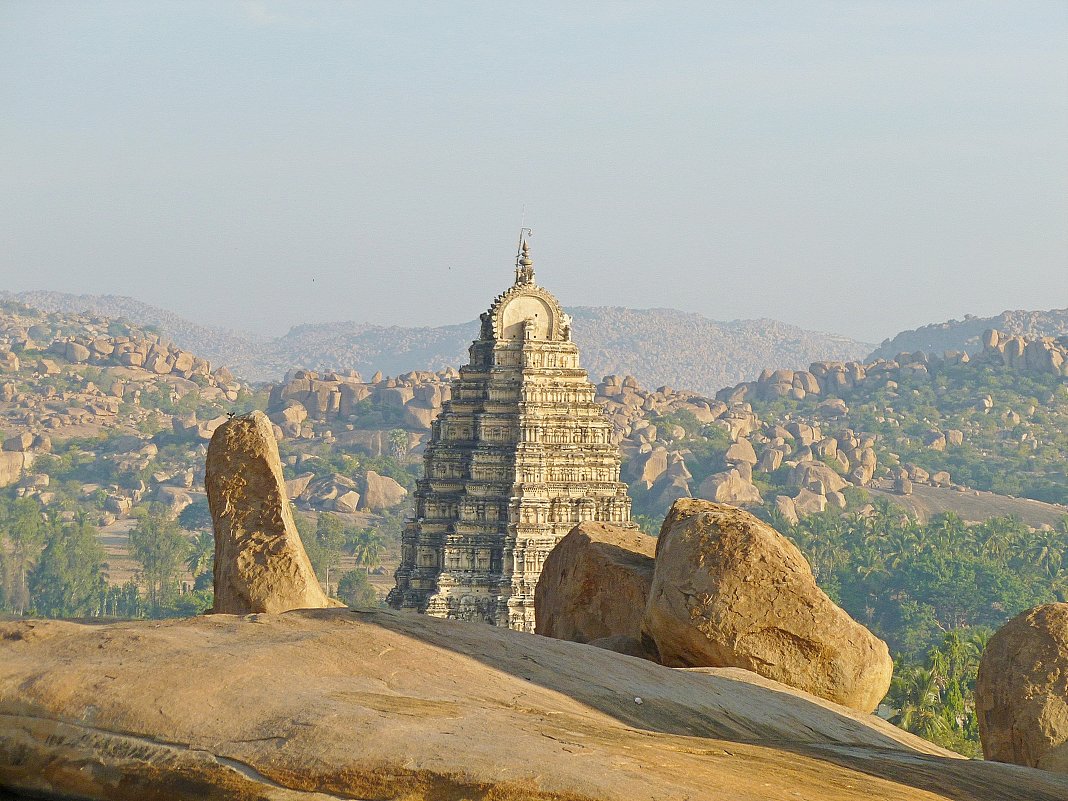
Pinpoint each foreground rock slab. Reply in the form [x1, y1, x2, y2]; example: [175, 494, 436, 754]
[2, 609, 1066, 801]
[642, 499, 893, 713]
[977, 602, 1068, 773]
[535, 521, 657, 644]
[206, 410, 342, 614]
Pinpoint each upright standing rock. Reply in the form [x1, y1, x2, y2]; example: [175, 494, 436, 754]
[976, 603, 1068, 773]
[641, 499, 892, 713]
[206, 410, 342, 614]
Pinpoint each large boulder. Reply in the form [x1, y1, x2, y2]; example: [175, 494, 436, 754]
[641, 499, 893, 713]
[630, 446, 668, 487]
[267, 400, 308, 438]
[535, 522, 657, 644]
[698, 468, 763, 505]
[789, 461, 849, 494]
[358, 470, 408, 512]
[977, 603, 1068, 772]
[724, 439, 758, 465]
[155, 485, 193, 519]
[3, 432, 34, 452]
[205, 411, 342, 614]
[0, 451, 32, 489]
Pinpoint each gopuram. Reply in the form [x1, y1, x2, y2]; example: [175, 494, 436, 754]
[387, 237, 634, 632]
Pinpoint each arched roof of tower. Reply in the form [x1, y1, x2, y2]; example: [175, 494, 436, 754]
[485, 243, 567, 343]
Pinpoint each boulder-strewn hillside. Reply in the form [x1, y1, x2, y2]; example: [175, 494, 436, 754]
[870, 308, 1068, 361]
[2, 290, 257, 368]
[4, 291, 872, 394]
[715, 327, 1068, 511]
[0, 303, 420, 610]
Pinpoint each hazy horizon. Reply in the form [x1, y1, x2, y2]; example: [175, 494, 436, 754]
[2, 2, 1066, 342]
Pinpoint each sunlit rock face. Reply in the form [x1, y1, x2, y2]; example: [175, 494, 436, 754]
[642, 499, 894, 713]
[206, 410, 342, 615]
[388, 241, 635, 631]
[977, 603, 1068, 773]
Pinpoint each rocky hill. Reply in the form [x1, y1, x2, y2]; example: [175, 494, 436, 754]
[712, 327, 1068, 513]
[3, 608, 1066, 801]
[1, 290, 257, 368]
[3, 291, 871, 394]
[870, 308, 1068, 361]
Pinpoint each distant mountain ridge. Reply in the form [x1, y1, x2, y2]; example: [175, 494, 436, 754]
[3, 290, 875, 394]
[870, 308, 1068, 361]
[1, 290, 257, 369]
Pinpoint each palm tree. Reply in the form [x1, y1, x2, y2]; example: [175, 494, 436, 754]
[185, 530, 215, 580]
[979, 520, 1013, 565]
[931, 630, 980, 685]
[967, 628, 992, 661]
[1051, 570, 1068, 603]
[854, 545, 888, 582]
[1023, 527, 1066, 578]
[928, 512, 965, 551]
[888, 665, 951, 742]
[350, 529, 386, 573]
[883, 526, 920, 571]
[869, 496, 903, 534]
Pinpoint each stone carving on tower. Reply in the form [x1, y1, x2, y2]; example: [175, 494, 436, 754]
[387, 238, 635, 632]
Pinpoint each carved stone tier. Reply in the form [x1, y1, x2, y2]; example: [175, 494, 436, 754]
[387, 241, 634, 632]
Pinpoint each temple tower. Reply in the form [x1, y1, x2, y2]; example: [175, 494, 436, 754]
[387, 239, 634, 632]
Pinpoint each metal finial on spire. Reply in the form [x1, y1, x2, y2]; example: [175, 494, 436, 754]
[514, 227, 533, 285]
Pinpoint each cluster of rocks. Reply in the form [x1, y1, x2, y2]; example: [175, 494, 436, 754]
[0, 306, 415, 525]
[536, 499, 894, 713]
[596, 374, 902, 519]
[597, 374, 767, 509]
[282, 465, 407, 514]
[870, 307, 1068, 361]
[0, 307, 238, 388]
[717, 354, 977, 407]
[982, 329, 1068, 377]
[0, 317, 248, 478]
[266, 367, 457, 441]
[0, 306, 257, 511]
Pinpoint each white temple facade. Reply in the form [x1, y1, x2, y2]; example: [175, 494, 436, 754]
[387, 239, 634, 631]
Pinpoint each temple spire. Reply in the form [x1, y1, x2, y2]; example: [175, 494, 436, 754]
[514, 229, 534, 285]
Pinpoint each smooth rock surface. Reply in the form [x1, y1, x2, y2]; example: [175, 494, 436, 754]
[2, 609, 1066, 801]
[642, 499, 893, 713]
[977, 603, 1068, 773]
[535, 522, 657, 644]
[206, 410, 342, 614]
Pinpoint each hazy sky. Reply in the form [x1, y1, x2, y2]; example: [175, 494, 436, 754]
[1, 2, 1065, 343]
